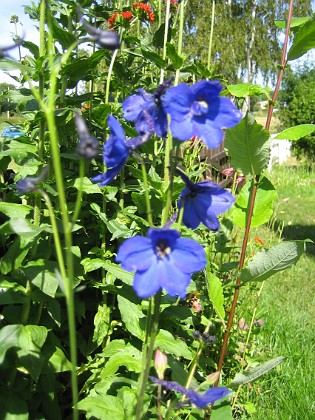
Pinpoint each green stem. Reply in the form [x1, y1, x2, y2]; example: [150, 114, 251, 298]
[72, 159, 85, 227]
[21, 280, 32, 325]
[135, 291, 162, 420]
[174, 0, 185, 85]
[207, 1, 215, 71]
[141, 161, 153, 225]
[105, 48, 119, 104]
[159, 0, 171, 84]
[161, 129, 173, 226]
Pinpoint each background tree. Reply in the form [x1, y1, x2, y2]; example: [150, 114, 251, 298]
[184, 0, 312, 85]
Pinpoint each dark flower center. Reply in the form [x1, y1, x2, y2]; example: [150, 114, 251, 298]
[156, 240, 171, 259]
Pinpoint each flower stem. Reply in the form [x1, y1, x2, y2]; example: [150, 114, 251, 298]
[141, 161, 153, 225]
[135, 291, 162, 420]
[72, 159, 85, 227]
[160, 0, 171, 84]
[161, 128, 173, 225]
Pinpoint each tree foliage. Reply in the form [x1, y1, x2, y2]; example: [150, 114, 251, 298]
[184, 0, 312, 83]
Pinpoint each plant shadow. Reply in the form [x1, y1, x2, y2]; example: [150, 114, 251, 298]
[273, 220, 315, 257]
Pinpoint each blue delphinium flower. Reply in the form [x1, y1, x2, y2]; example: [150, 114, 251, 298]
[122, 77, 174, 138]
[177, 169, 235, 231]
[16, 166, 48, 194]
[116, 228, 206, 298]
[162, 80, 242, 148]
[75, 113, 99, 160]
[149, 377, 231, 408]
[92, 115, 151, 187]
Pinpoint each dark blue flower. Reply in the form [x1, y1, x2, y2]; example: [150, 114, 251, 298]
[116, 228, 206, 298]
[149, 377, 231, 408]
[75, 113, 99, 160]
[16, 166, 48, 194]
[92, 115, 130, 186]
[122, 78, 173, 137]
[162, 80, 242, 148]
[177, 169, 235, 231]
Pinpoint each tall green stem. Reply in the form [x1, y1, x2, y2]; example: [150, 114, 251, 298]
[174, 0, 185, 85]
[160, 0, 171, 84]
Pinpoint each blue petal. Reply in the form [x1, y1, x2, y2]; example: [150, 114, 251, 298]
[133, 261, 161, 298]
[193, 122, 224, 148]
[162, 83, 193, 119]
[209, 97, 242, 128]
[156, 259, 191, 298]
[116, 236, 155, 272]
[148, 228, 180, 250]
[91, 164, 124, 186]
[190, 80, 222, 98]
[107, 115, 125, 141]
[171, 238, 206, 273]
[179, 196, 202, 230]
[169, 115, 195, 141]
[122, 94, 146, 121]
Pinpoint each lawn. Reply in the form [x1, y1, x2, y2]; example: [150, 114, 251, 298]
[242, 164, 315, 419]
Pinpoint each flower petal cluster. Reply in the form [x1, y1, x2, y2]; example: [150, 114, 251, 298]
[92, 115, 130, 186]
[75, 113, 99, 160]
[162, 80, 242, 148]
[122, 78, 173, 138]
[149, 377, 231, 408]
[116, 228, 206, 298]
[108, 11, 133, 29]
[178, 169, 235, 231]
[133, 2, 155, 22]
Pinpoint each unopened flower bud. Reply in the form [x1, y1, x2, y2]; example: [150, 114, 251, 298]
[154, 349, 168, 380]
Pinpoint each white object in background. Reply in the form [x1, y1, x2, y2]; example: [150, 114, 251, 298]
[268, 134, 291, 171]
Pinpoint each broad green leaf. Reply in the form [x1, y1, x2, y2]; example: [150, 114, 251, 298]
[240, 241, 305, 283]
[232, 177, 278, 228]
[0, 390, 28, 420]
[81, 258, 133, 284]
[117, 295, 145, 340]
[155, 329, 193, 360]
[166, 42, 184, 69]
[275, 124, 315, 140]
[0, 203, 33, 219]
[211, 400, 233, 420]
[288, 15, 315, 60]
[22, 260, 59, 297]
[0, 279, 26, 305]
[226, 83, 270, 98]
[78, 395, 124, 420]
[207, 272, 225, 320]
[73, 177, 102, 194]
[93, 304, 111, 346]
[0, 58, 23, 72]
[0, 237, 32, 275]
[101, 345, 142, 377]
[141, 48, 166, 68]
[9, 218, 50, 239]
[231, 356, 286, 386]
[275, 17, 310, 30]
[225, 113, 270, 176]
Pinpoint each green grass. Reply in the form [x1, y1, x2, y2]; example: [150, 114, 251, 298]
[240, 165, 315, 419]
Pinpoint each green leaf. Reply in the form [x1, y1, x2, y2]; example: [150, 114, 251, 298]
[232, 177, 278, 228]
[0, 279, 26, 305]
[0, 203, 33, 219]
[166, 42, 184, 69]
[155, 329, 193, 359]
[141, 48, 166, 68]
[0, 390, 28, 420]
[9, 218, 50, 239]
[42, 345, 72, 373]
[0, 324, 48, 380]
[101, 344, 142, 377]
[78, 395, 125, 420]
[211, 400, 233, 420]
[275, 17, 310, 30]
[240, 241, 305, 283]
[22, 260, 59, 298]
[274, 124, 315, 141]
[231, 356, 286, 386]
[288, 15, 315, 60]
[93, 304, 111, 346]
[225, 113, 270, 176]
[0, 237, 32, 275]
[117, 295, 145, 340]
[73, 177, 102, 194]
[226, 83, 270, 99]
[206, 272, 225, 320]
[81, 258, 133, 284]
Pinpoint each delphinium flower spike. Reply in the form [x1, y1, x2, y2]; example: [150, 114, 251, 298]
[92, 115, 152, 187]
[75, 113, 99, 160]
[122, 77, 174, 137]
[162, 80, 242, 148]
[77, 8, 120, 50]
[149, 376, 231, 408]
[16, 166, 49, 194]
[116, 227, 206, 298]
[177, 168, 235, 231]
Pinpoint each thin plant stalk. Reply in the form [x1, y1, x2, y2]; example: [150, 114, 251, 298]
[160, 0, 171, 84]
[174, 0, 185, 85]
[212, 0, 295, 398]
[141, 161, 154, 225]
[72, 159, 85, 227]
[207, 1, 215, 71]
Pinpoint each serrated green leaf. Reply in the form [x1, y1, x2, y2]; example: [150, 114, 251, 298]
[78, 395, 125, 420]
[117, 295, 145, 340]
[81, 258, 133, 284]
[207, 272, 225, 320]
[288, 15, 315, 60]
[22, 260, 59, 297]
[155, 329, 193, 359]
[232, 177, 277, 228]
[93, 304, 111, 346]
[225, 113, 270, 176]
[101, 344, 142, 377]
[141, 48, 166, 68]
[0, 203, 33, 219]
[166, 42, 184, 69]
[274, 124, 315, 140]
[240, 241, 305, 283]
[231, 356, 286, 386]
[211, 400, 233, 420]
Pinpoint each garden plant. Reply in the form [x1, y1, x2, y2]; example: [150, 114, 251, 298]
[0, 0, 314, 419]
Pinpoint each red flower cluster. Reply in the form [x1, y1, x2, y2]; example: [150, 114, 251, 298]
[133, 2, 155, 22]
[108, 11, 133, 29]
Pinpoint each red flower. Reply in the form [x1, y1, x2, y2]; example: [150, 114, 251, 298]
[108, 11, 133, 29]
[108, 12, 119, 29]
[121, 11, 133, 19]
[254, 237, 265, 247]
[133, 2, 155, 22]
